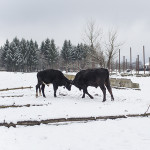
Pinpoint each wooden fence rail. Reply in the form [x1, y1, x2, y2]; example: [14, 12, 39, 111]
[0, 86, 33, 92]
[0, 113, 150, 128]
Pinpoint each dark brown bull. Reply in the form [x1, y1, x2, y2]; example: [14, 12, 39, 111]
[72, 68, 114, 102]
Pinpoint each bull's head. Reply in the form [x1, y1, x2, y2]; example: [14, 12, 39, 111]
[71, 79, 82, 90]
[65, 80, 72, 91]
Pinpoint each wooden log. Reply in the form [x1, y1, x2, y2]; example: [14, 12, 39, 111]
[112, 86, 141, 90]
[0, 86, 33, 92]
[0, 95, 24, 98]
[17, 121, 41, 126]
[0, 104, 43, 109]
[0, 112, 150, 127]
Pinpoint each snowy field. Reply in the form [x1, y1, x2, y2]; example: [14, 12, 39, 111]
[0, 71, 150, 150]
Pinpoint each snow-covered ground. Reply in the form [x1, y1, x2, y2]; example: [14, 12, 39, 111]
[0, 71, 150, 150]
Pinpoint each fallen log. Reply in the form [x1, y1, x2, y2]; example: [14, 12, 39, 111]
[112, 86, 141, 90]
[0, 104, 44, 109]
[0, 95, 24, 98]
[0, 86, 33, 92]
[0, 112, 150, 128]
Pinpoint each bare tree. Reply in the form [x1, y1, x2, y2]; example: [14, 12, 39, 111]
[83, 20, 105, 68]
[105, 29, 123, 70]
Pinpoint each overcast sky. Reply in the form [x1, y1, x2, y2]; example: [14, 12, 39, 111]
[0, 0, 150, 62]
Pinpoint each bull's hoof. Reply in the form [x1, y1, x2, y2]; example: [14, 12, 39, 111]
[102, 100, 106, 102]
[82, 96, 85, 98]
[90, 96, 94, 99]
[111, 97, 114, 101]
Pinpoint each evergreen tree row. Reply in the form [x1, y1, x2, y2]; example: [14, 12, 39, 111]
[1, 37, 38, 72]
[0, 38, 90, 72]
[61, 40, 89, 71]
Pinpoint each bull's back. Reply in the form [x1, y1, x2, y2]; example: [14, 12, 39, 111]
[37, 69, 63, 84]
[84, 68, 108, 80]
[95, 68, 109, 79]
[73, 68, 109, 87]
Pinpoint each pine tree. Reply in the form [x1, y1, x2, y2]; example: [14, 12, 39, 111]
[27, 39, 38, 71]
[40, 41, 45, 55]
[44, 38, 51, 68]
[1, 39, 10, 68]
[20, 38, 29, 71]
[9, 37, 21, 71]
[39, 41, 46, 70]
[42, 38, 58, 69]
[49, 39, 58, 68]
[61, 40, 73, 72]
[5, 48, 13, 71]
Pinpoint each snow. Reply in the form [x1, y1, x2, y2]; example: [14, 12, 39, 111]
[0, 71, 150, 150]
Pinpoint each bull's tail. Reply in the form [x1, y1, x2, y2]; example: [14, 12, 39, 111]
[104, 69, 114, 101]
[36, 72, 51, 98]
[42, 81, 50, 86]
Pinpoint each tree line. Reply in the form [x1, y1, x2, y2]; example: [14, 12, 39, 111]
[0, 37, 92, 72]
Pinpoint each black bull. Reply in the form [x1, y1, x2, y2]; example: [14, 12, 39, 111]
[36, 69, 71, 98]
[72, 68, 114, 102]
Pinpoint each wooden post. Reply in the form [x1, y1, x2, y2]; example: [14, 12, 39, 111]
[116, 60, 118, 74]
[130, 47, 132, 74]
[119, 49, 120, 73]
[149, 57, 150, 74]
[136, 58, 137, 74]
[143, 46, 145, 74]
[137, 55, 139, 74]
[126, 59, 127, 70]
[123, 56, 125, 73]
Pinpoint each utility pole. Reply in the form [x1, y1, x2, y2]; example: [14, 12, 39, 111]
[130, 47, 132, 74]
[123, 56, 125, 73]
[137, 55, 139, 74]
[119, 49, 120, 73]
[126, 59, 127, 70]
[149, 57, 150, 74]
[143, 46, 145, 74]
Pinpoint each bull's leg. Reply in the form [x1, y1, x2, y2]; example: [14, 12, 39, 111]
[82, 90, 85, 98]
[105, 81, 114, 101]
[100, 84, 106, 102]
[39, 85, 42, 96]
[83, 87, 94, 99]
[107, 87, 114, 101]
[41, 84, 46, 98]
[36, 83, 41, 98]
[53, 84, 58, 97]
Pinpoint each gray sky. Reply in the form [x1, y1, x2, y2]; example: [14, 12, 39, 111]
[0, 0, 150, 62]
